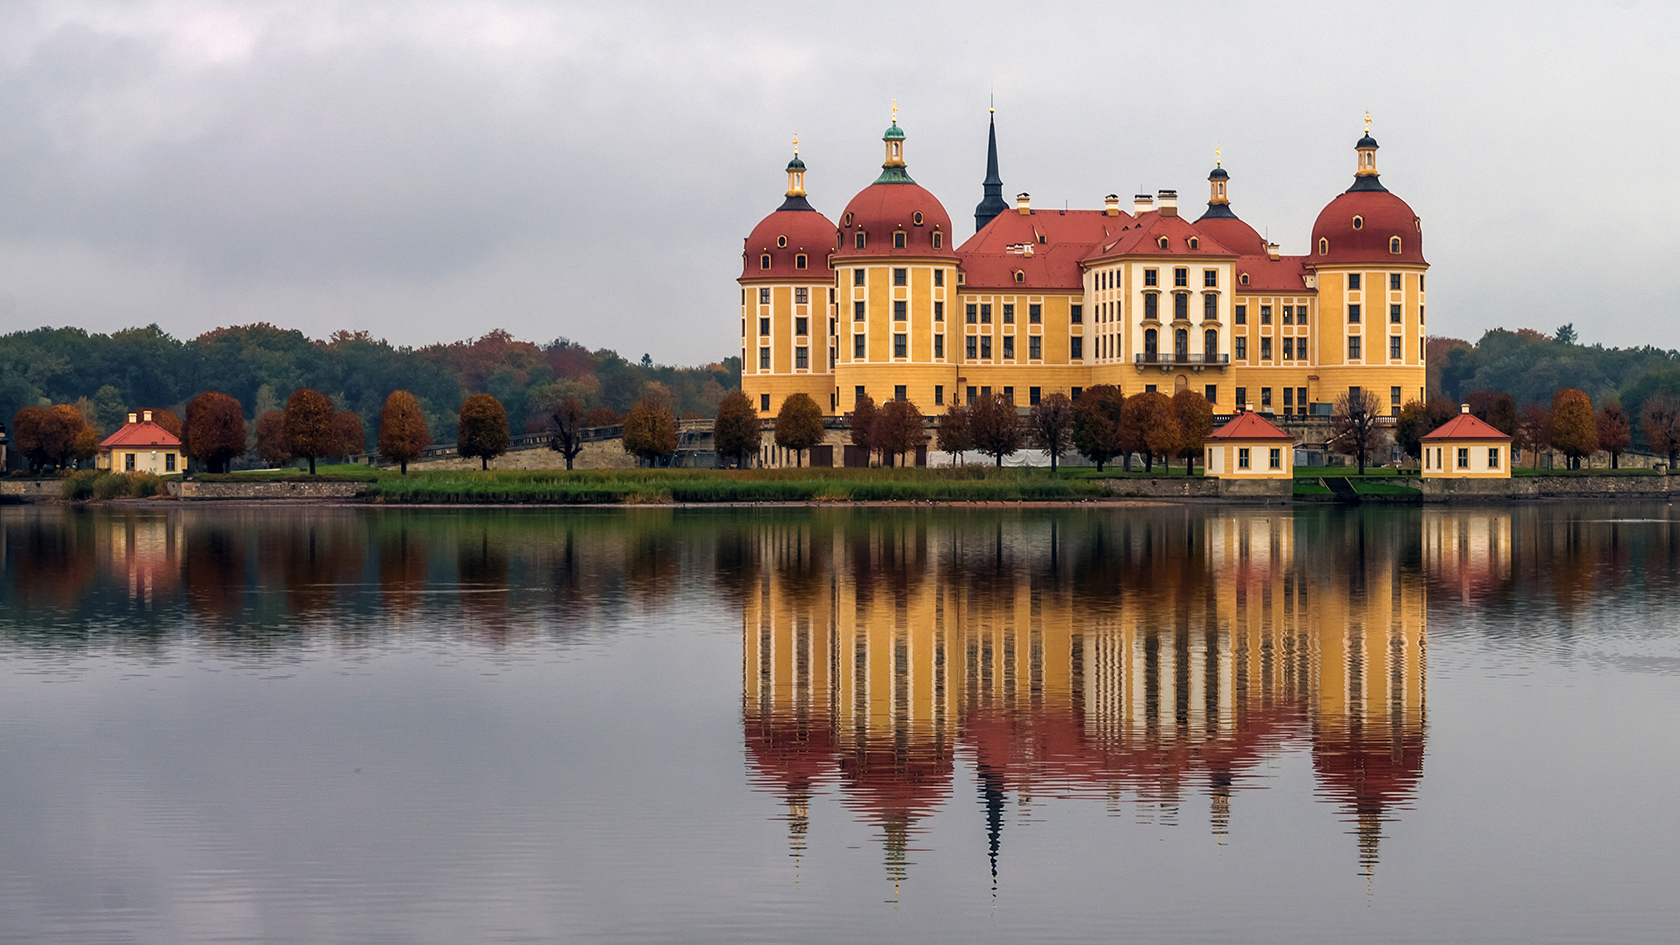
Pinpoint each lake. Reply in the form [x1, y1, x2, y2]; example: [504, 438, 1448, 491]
[1, 503, 1677, 943]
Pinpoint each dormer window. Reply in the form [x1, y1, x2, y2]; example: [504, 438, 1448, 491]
[893, 231, 906, 249]
[855, 231, 866, 249]
[1157, 236, 1170, 249]
[760, 254, 772, 270]
[1352, 216, 1364, 230]
[1319, 237, 1329, 255]
[1389, 236, 1402, 254]
[795, 254, 808, 270]
[1239, 272, 1250, 286]
[932, 232, 943, 249]
[912, 211, 924, 226]
[1188, 237, 1199, 250]
[777, 235, 788, 247]
[1014, 270, 1025, 284]
[843, 213, 853, 226]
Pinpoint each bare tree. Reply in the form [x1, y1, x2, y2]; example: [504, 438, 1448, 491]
[549, 396, 589, 470]
[1330, 388, 1387, 474]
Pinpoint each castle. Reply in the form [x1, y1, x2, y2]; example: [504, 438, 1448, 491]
[739, 111, 1428, 420]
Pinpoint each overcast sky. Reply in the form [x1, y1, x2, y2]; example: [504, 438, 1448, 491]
[0, 0, 1673, 365]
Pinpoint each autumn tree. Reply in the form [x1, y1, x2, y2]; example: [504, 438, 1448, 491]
[1071, 385, 1125, 471]
[874, 399, 925, 467]
[150, 408, 184, 440]
[379, 391, 432, 475]
[848, 394, 878, 464]
[935, 405, 972, 463]
[967, 391, 1022, 467]
[458, 393, 511, 470]
[1488, 393, 1520, 438]
[773, 392, 824, 468]
[1394, 401, 1430, 461]
[1641, 395, 1680, 468]
[333, 410, 366, 460]
[1116, 394, 1147, 472]
[1172, 389, 1214, 473]
[285, 388, 337, 475]
[1127, 391, 1180, 473]
[622, 392, 678, 466]
[547, 396, 589, 470]
[184, 391, 247, 473]
[1597, 401, 1631, 469]
[1027, 393, 1075, 471]
[256, 410, 294, 467]
[712, 391, 759, 469]
[72, 426, 99, 465]
[1519, 403, 1551, 468]
[45, 405, 87, 470]
[1548, 388, 1597, 469]
[582, 407, 621, 428]
[11, 406, 49, 472]
[1329, 388, 1387, 474]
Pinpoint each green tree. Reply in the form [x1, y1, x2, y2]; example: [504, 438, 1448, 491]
[284, 388, 336, 474]
[622, 393, 678, 466]
[184, 391, 247, 474]
[713, 391, 760, 468]
[772, 393, 824, 468]
[1548, 388, 1597, 469]
[379, 391, 432, 475]
[458, 393, 511, 470]
[1071, 385, 1125, 471]
[1027, 393, 1074, 471]
[1554, 323, 1577, 345]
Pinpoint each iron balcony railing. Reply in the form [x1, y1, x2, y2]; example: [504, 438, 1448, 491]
[1134, 353, 1230, 365]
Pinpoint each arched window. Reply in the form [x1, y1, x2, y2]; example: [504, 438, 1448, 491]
[1157, 236, 1170, 249]
[1389, 236, 1402, 254]
[1319, 237, 1329, 255]
[1239, 272, 1250, 286]
[893, 231, 906, 249]
[1174, 292, 1188, 320]
[1174, 328, 1188, 360]
[1188, 237, 1199, 249]
[932, 232, 943, 249]
[795, 254, 807, 270]
[1144, 328, 1158, 360]
[1205, 328, 1219, 359]
[760, 254, 772, 270]
[855, 231, 866, 250]
[1014, 270, 1025, 284]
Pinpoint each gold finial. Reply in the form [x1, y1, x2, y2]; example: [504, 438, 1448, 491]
[1365, 110, 1371, 134]
[1216, 143, 1222, 167]
[891, 97, 898, 124]
[792, 132, 799, 155]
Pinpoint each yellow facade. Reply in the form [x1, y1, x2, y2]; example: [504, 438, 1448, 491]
[1205, 439, 1294, 478]
[1421, 438, 1513, 478]
[739, 280, 836, 417]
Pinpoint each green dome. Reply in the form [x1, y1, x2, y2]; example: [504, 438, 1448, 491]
[786, 154, 806, 171]
[883, 122, 905, 140]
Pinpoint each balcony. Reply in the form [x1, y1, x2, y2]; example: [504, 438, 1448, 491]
[1134, 352, 1230, 373]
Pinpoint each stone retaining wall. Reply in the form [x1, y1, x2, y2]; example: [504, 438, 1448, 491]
[1098, 477, 1290, 501]
[1420, 475, 1676, 500]
[169, 480, 368, 500]
[0, 479, 62, 500]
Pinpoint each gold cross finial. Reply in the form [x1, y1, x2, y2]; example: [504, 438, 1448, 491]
[1216, 143, 1222, 167]
[792, 132, 799, 155]
[891, 97, 898, 124]
[1365, 110, 1371, 134]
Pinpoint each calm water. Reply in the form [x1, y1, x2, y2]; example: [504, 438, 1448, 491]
[1, 503, 1677, 944]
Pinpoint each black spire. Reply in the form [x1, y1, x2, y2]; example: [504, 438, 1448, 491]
[974, 111, 1008, 233]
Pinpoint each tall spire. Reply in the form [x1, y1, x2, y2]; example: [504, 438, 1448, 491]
[974, 105, 1008, 233]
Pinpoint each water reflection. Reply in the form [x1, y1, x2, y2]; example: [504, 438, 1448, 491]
[742, 512, 1430, 881]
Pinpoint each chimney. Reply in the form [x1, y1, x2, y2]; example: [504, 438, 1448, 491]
[1461, 403, 1470, 414]
[1134, 193, 1154, 214]
[127, 412, 137, 424]
[1104, 194, 1121, 216]
[1016, 192, 1031, 215]
[142, 410, 153, 422]
[1265, 241, 1280, 261]
[1157, 189, 1178, 218]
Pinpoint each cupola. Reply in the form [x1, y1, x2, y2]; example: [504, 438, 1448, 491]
[1348, 111, 1388, 194]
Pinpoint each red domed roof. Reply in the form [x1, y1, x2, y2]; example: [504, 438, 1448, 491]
[741, 200, 837, 281]
[1310, 190, 1426, 266]
[836, 182, 957, 258]
[1193, 214, 1267, 256]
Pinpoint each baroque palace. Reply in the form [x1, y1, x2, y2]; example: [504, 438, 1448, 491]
[739, 111, 1428, 419]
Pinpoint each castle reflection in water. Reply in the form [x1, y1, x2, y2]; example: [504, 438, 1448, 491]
[744, 511, 1520, 880]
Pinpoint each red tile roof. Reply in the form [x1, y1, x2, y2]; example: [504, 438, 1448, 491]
[956, 208, 1122, 289]
[1421, 413, 1511, 441]
[1085, 210, 1239, 261]
[99, 421, 181, 450]
[1207, 411, 1295, 441]
[1235, 253, 1313, 292]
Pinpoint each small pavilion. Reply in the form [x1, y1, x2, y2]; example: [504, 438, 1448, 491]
[1420, 406, 1512, 479]
[97, 411, 183, 474]
[1204, 410, 1295, 479]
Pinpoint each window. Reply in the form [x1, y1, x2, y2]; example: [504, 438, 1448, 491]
[855, 231, 866, 249]
[1297, 308, 1308, 325]
[1420, 275, 1426, 291]
[795, 254, 807, 269]
[893, 232, 906, 249]
[966, 336, 978, 358]
[122, 453, 134, 471]
[913, 212, 924, 226]
[759, 346, 770, 369]
[1238, 448, 1251, 469]
[853, 269, 865, 286]
[795, 287, 809, 304]
[894, 333, 907, 357]
[981, 337, 993, 358]
[1390, 236, 1402, 254]
[741, 289, 746, 305]
[981, 304, 993, 323]
[1261, 387, 1272, 407]
[1348, 304, 1361, 323]
[1205, 329, 1218, 358]
[1144, 328, 1158, 358]
[1352, 215, 1364, 230]
[1029, 303, 1041, 323]
[1391, 303, 1402, 323]
[741, 320, 745, 338]
[1349, 273, 1362, 291]
[1174, 267, 1188, 287]
[760, 317, 770, 336]
[165, 453, 176, 472]
[935, 385, 944, 405]
[1390, 336, 1402, 359]
[1174, 293, 1188, 320]
[1390, 273, 1402, 291]
[1235, 304, 1247, 325]
[894, 300, 907, 321]
[967, 386, 978, 404]
[1270, 448, 1282, 470]
[1420, 305, 1426, 324]
[1071, 337, 1084, 359]
[933, 269, 945, 287]
[1261, 305, 1272, 324]
[1029, 386, 1041, 406]
[1283, 388, 1294, 407]
[855, 386, 866, 403]
[1318, 237, 1329, 255]
[761, 394, 770, 411]
[854, 334, 866, 357]
[1188, 237, 1199, 250]
[1072, 386, 1083, 401]
[1391, 386, 1402, 407]
[1204, 294, 1217, 320]
[932, 232, 943, 249]
[796, 346, 808, 369]
[1489, 448, 1501, 469]
[760, 254, 772, 270]
[1205, 385, 1217, 403]
[1283, 337, 1294, 360]
[1204, 269, 1218, 287]
[1260, 337, 1273, 360]
[1457, 448, 1470, 469]
[1236, 387, 1247, 407]
[1029, 336, 1042, 360]
[1144, 294, 1159, 320]
[1003, 304, 1015, 323]
[893, 267, 907, 286]
[894, 385, 907, 401]
[1348, 337, 1361, 359]
[795, 316, 808, 335]
[1283, 305, 1293, 324]
[853, 301, 865, 321]
[1235, 337, 1248, 359]
[1144, 269, 1159, 287]
[829, 317, 835, 335]
[760, 288, 771, 304]
[1003, 336, 1015, 360]
[1003, 387, 1014, 402]
[1158, 236, 1169, 249]
[967, 304, 977, 323]
[1298, 387, 1307, 409]
[1145, 385, 1157, 393]
[934, 302, 946, 322]
[934, 334, 944, 358]
[1070, 304, 1083, 324]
